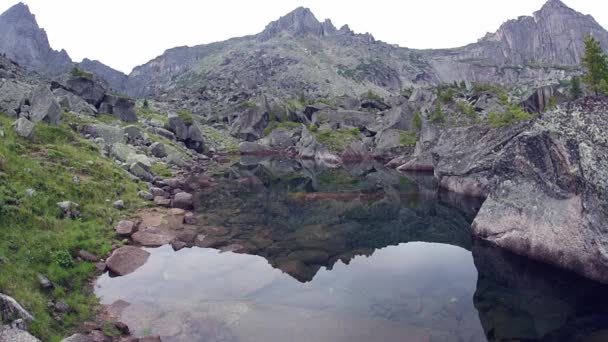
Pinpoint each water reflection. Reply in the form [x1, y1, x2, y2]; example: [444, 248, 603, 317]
[96, 158, 608, 342]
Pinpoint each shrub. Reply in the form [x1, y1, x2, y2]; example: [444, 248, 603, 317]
[412, 110, 422, 131]
[177, 110, 194, 125]
[430, 103, 445, 124]
[263, 120, 301, 136]
[70, 66, 93, 79]
[363, 90, 384, 102]
[315, 128, 360, 151]
[488, 104, 534, 127]
[456, 101, 477, 119]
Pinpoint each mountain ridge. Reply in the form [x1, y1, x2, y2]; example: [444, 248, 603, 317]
[1, 0, 607, 101]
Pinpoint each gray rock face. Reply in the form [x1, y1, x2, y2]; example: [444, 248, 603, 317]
[0, 3, 72, 76]
[81, 124, 124, 145]
[472, 97, 608, 284]
[165, 114, 205, 152]
[53, 88, 97, 116]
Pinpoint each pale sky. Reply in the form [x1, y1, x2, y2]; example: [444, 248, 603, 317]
[0, 0, 606, 74]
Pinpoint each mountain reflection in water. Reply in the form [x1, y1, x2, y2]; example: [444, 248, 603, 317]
[96, 157, 608, 342]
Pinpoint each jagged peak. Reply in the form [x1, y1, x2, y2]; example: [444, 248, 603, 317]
[0, 2, 35, 20]
[258, 7, 333, 42]
[535, 0, 577, 18]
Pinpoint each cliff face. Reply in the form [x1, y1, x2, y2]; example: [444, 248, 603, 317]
[0, 3, 72, 76]
[465, 0, 608, 65]
[78, 58, 129, 93]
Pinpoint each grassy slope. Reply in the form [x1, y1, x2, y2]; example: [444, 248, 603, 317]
[0, 113, 146, 341]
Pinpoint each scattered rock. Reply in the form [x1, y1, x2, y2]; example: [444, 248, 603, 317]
[99, 94, 137, 123]
[113, 200, 125, 210]
[138, 191, 154, 201]
[131, 231, 174, 247]
[171, 192, 193, 210]
[78, 250, 98, 262]
[183, 212, 195, 225]
[171, 240, 188, 251]
[61, 333, 93, 342]
[88, 329, 110, 342]
[54, 301, 70, 313]
[13, 117, 35, 139]
[95, 262, 107, 272]
[154, 196, 171, 207]
[138, 337, 161, 342]
[150, 142, 167, 158]
[105, 246, 150, 276]
[194, 234, 222, 248]
[37, 273, 53, 290]
[25, 189, 36, 197]
[149, 187, 166, 197]
[129, 162, 154, 182]
[57, 201, 80, 219]
[115, 220, 136, 236]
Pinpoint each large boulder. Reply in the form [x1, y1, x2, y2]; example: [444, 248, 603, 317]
[13, 118, 35, 139]
[260, 127, 302, 149]
[62, 75, 106, 107]
[105, 246, 150, 276]
[165, 114, 205, 152]
[295, 125, 341, 167]
[99, 94, 137, 123]
[0, 80, 31, 117]
[27, 85, 61, 125]
[53, 88, 97, 116]
[81, 124, 124, 145]
[0, 326, 40, 342]
[229, 99, 270, 141]
[472, 97, 608, 284]
[1, 293, 34, 324]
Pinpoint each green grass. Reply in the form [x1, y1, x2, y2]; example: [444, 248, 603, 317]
[315, 128, 360, 152]
[0, 114, 144, 341]
[399, 131, 417, 146]
[456, 101, 477, 120]
[263, 121, 301, 136]
[150, 163, 173, 178]
[136, 107, 167, 125]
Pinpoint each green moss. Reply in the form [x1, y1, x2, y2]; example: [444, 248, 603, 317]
[177, 110, 194, 125]
[0, 114, 144, 340]
[315, 128, 360, 152]
[399, 131, 417, 146]
[263, 121, 301, 136]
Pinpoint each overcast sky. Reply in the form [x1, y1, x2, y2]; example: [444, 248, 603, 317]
[0, 0, 606, 74]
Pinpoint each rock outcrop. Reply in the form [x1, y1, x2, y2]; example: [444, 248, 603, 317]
[472, 97, 608, 284]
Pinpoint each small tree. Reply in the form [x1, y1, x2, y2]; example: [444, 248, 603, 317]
[430, 103, 445, 124]
[143, 98, 149, 109]
[582, 35, 608, 95]
[570, 76, 583, 99]
[412, 110, 422, 131]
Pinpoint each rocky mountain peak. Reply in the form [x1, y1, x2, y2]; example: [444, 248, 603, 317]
[257, 7, 329, 42]
[0, 2, 72, 75]
[0, 2, 34, 21]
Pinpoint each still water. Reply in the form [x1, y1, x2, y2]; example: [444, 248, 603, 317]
[96, 158, 608, 342]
